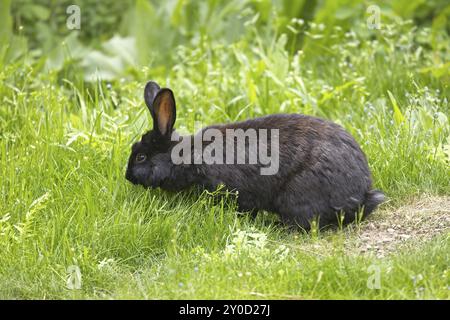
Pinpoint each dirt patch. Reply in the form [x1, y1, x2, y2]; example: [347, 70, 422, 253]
[353, 195, 450, 257]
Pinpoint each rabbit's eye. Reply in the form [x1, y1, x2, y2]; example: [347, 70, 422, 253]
[136, 153, 147, 163]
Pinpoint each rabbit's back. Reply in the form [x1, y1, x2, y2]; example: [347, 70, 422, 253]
[199, 114, 378, 229]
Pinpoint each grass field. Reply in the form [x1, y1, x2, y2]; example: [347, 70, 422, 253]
[0, 0, 449, 299]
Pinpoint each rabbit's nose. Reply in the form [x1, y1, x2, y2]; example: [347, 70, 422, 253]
[125, 169, 137, 184]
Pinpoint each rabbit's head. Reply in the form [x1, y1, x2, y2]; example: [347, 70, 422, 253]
[125, 81, 177, 188]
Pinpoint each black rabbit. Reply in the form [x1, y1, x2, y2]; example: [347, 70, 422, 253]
[126, 81, 385, 230]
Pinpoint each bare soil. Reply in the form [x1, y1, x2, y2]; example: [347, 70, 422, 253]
[353, 195, 450, 257]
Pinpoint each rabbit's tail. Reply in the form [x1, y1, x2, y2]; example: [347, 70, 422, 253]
[363, 189, 385, 217]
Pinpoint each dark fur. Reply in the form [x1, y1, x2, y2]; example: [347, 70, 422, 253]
[126, 81, 385, 230]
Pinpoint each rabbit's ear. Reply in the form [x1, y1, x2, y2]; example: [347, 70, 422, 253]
[144, 81, 161, 119]
[152, 88, 176, 137]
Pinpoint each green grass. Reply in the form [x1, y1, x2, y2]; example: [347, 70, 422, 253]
[0, 1, 449, 299]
